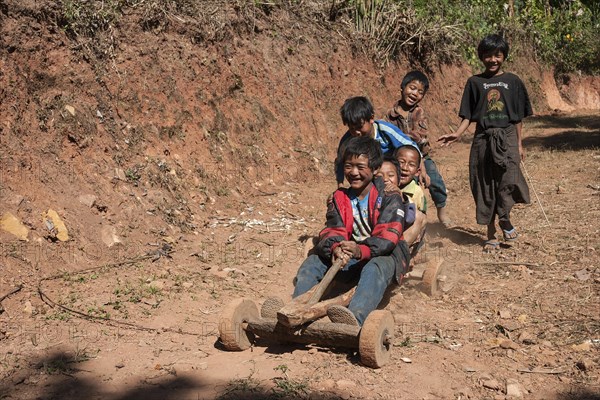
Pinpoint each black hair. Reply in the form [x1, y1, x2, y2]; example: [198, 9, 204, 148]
[393, 144, 422, 166]
[382, 154, 402, 179]
[342, 136, 383, 171]
[401, 70, 430, 93]
[477, 34, 509, 60]
[340, 96, 374, 126]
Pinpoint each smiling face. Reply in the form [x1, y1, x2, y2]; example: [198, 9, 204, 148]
[376, 161, 399, 187]
[400, 80, 426, 109]
[481, 49, 505, 76]
[343, 154, 375, 198]
[395, 147, 421, 186]
[347, 118, 375, 138]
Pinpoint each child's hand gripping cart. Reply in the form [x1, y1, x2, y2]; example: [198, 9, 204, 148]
[218, 257, 395, 368]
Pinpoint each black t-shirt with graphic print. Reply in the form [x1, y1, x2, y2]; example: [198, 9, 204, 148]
[458, 72, 533, 130]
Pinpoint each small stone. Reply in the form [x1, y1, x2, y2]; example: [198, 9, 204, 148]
[115, 362, 125, 369]
[182, 282, 193, 289]
[336, 379, 356, 390]
[114, 168, 127, 181]
[572, 341, 592, 352]
[10, 369, 29, 385]
[0, 212, 29, 241]
[318, 379, 335, 390]
[464, 366, 477, 373]
[308, 348, 318, 354]
[78, 194, 97, 208]
[575, 359, 592, 372]
[400, 357, 412, 363]
[44, 209, 69, 241]
[540, 340, 553, 348]
[149, 281, 164, 290]
[101, 226, 121, 247]
[500, 339, 519, 350]
[499, 310, 512, 319]
[518, 331, 537, 345]
[23, 301, 34, 316]
[64, 105, 76, 116]
[482, 378, 501, 391]
[500, 320, 520, 331]
[574, 269, 591, 281]
[505, 379, 523, 398]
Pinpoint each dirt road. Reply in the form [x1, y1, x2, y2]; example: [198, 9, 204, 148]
[1, 112, 598, 400]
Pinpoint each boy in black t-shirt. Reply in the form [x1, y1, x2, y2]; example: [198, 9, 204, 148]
[438, 34, 532, 252]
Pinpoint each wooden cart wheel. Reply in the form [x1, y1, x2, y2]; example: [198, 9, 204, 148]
[260, 297, 284, 319]
[421, 259, 445, 297]
[359, 310, 395, 368]
[219, 298, 259, 351]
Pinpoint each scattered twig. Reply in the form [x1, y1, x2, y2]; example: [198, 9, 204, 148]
[38, 287, 207, 337]
[256, 189, 277, 196]
[0, 284, 23, 302]
[472, 261, 541, 267]
[521, 161, 550, 226]
[517, 368, 565, 375]
[0, 284, 23, 314]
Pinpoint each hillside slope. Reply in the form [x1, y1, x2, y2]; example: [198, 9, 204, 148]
[1, 2, 599, 400]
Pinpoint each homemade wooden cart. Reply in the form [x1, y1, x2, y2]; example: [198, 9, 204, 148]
[218, 250, 446, 368]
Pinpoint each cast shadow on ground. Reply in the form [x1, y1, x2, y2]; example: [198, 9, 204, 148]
[555, 388, 600, 400]
[528, 114, 600, 131]
[1, 349, 347, 400]
[0, 350, 201, 400]
[523, 129, 600, 151]
[427, 223, 483, 246]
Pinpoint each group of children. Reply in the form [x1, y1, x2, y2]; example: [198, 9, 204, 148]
[292, 34, 533, 326]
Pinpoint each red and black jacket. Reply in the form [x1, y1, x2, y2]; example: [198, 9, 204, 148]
[315, 177, 405, 261]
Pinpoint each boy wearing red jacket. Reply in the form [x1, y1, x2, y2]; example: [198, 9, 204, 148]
[293, 136, 410, 326]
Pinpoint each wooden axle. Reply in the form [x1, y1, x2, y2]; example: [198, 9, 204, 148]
[245, 318, 361, 348]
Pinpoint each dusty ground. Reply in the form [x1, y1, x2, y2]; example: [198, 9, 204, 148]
[1, 2, 599, 399]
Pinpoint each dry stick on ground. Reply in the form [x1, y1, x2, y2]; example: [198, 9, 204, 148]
[517, 368, 565, 375]
[521, 161, 551, 226]
[472, 261, 541, 267]
[0, 284, 24, 313]
[36, 252, 208, 337]
[0, 284, 23, 302]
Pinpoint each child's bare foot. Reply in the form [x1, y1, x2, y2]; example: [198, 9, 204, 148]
[436, 206, 452, 227]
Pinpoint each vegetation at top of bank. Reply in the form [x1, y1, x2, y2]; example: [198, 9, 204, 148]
[346, 0, 599, 73]
[56, 0, 599, 74]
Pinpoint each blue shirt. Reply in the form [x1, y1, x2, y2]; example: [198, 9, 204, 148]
[335, 120, 419, 184]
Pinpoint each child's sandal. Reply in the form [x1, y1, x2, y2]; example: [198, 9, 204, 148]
[483, 240, 500, 253]
[502, 228, 518, 242]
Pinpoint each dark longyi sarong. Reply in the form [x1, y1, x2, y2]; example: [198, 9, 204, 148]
[469, 124, 530, 225]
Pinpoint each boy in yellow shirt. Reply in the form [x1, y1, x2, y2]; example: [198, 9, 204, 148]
[376, 144, 426, 252]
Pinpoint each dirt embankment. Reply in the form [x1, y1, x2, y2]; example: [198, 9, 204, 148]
[1, 2, 597, 250]
[1, 2, 599, 400]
